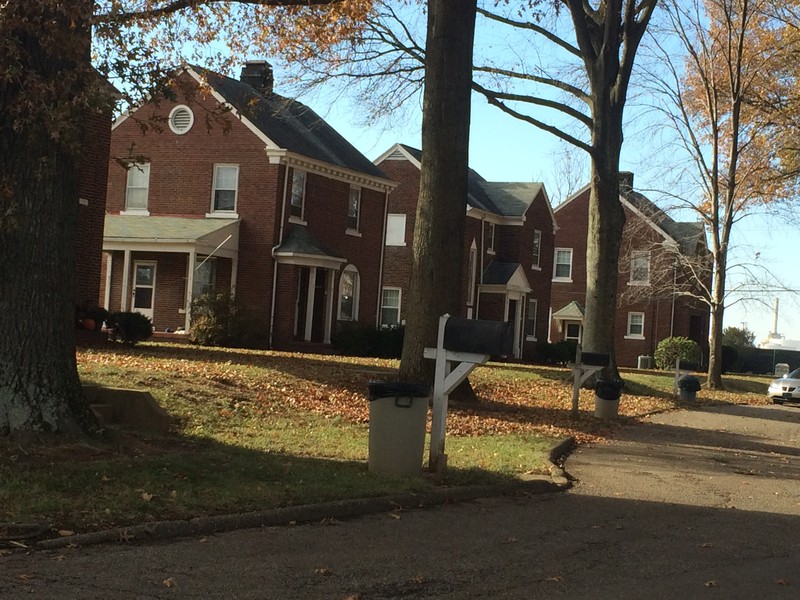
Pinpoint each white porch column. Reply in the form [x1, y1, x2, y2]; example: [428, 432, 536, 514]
[184, 250, 196, 333]
[324, 268, 335, 344]
[120, 250, 132, 311]
[230, 255, 239, 298]
[103, 252, 113, 311]
[304, 268, 317, 341]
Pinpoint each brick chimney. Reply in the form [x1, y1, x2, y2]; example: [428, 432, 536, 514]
[240, 60, 274, 96]
[619, 171, 634, 189]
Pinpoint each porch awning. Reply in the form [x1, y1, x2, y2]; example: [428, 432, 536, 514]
[103, 215, 240, 258]
[479, 260, 531, 294]
[552, 301, 585, 320]
[273, 226, 346, 270]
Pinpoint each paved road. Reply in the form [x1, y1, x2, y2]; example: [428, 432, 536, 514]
[3, 404, 800, 599]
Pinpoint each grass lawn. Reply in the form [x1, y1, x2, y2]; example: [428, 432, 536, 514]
[0, 341, 772, 534]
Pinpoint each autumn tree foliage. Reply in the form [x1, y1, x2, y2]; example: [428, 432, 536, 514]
[0, 0, 373, 435]
[644, 0, 800, 387]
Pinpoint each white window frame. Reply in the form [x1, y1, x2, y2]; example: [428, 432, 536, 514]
[565, 321, 582, 343]
[386, 214, 406, 246]
[525, 298, 538, 341]
[337, 265, 360, 321]
[192, 257, 217, 298]
[532, 230, 542, 269]
[487, 222, 496, 254]
[211, 164, 239, 214]
[553, 248, 573, 282]
[346, 186, 361, 234]
[626, 312, 645, 339]
[380, 287, 402, 328]
[123, 162, 150, 214]
[290, 169, 307, 223]
[629, 251, 651, 285]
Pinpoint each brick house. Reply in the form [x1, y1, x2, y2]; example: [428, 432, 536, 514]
[102, 61, 396, 349]
[549, 173, 710, 367]
[374, 144, 557, 360]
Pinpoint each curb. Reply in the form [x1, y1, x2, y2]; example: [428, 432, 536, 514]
[35, 437, 576, 551]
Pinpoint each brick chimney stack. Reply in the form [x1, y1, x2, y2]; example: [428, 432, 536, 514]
[240, 60, 274, 96]
[619, 171, 634, 189]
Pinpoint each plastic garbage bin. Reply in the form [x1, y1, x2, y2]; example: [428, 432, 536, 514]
[367, 381, 430, 476]
[678, 375, 701, 402]
[594, 379, 623, 419]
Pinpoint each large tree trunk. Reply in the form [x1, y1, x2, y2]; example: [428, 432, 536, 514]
[399, 0, 477, 382]
[0, 1, 98, 435]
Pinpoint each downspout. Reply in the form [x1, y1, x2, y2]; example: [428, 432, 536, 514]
[475, 212, 485, 318]
[670, 264, 677, 337]
[377, 188, 389, 326]
[269, 161, 291, 348]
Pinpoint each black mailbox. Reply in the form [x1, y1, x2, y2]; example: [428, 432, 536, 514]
[580, 352, 610, 367]
[443, 317, 514, 356]
[678, 360, 699, 371]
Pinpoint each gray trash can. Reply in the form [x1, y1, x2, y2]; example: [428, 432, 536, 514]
[678, 375, 701, 402]
[594, 379, 624, 419]
[367, 382, 429, 476]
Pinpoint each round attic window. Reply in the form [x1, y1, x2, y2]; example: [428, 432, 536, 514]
[168, 105, 194, 134]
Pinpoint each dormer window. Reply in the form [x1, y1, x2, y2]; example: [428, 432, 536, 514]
[169, 105, 194, 135]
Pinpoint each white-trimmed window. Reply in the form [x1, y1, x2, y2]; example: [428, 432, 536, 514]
[553, 248, 573, 281]
[627, 312, 645, 339]
[212, 164, 239, 212]
[532, 230, 542, 268]
[347, 186, 361, 232]
[630, 251, 651, 284]
[386, 214, 406, 246]
[487, 222, 496, 253]
[467, 241, 477, 306]
[525, 298, 538, 340]
[565, 321, 582, 342]
[338, 265, 360, 321]
[380, 287, 402, 327]
[192, 257, 216, 297]
[168, 105, 194, 135]
[124, 163, 150, 211]
[290, 169, 307, 220]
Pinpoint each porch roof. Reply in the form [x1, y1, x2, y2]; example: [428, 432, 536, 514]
[103, 216, 240, 258]
[480, 260, 531, 293]
[552, 300, 585, 320]
[273, 226, 346, 269]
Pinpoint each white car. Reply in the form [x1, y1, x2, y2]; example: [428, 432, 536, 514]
[767, 368, 800, 404]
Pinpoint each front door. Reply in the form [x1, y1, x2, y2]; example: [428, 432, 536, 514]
[132, 261, 156, 323]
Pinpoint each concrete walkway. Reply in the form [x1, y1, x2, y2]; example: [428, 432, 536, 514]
[2, 403, 800, 599]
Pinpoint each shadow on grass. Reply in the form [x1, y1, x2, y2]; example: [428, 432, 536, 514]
[0, 428, 521, 534]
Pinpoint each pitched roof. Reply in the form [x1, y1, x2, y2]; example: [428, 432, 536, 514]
[620, 185, 706, 254]
[193, 67, 387, 180]
[388, 144, 547, 217]
[104, 215, 238, 243]
[552, 301, 585, 320]
[274, 225, 343, 260]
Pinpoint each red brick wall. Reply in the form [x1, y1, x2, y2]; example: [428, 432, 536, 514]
[77, 109, 112, 310]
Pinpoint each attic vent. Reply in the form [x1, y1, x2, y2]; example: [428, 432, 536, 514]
[385, 148, 407, 160]
[169, 105, 194, 135]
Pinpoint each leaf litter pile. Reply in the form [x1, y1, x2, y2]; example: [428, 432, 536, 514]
[77, 342, 770, 445]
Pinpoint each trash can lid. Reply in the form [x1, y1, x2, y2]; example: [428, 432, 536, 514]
[368, 381, 430, 400]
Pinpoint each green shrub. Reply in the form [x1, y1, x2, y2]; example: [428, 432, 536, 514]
[107, 311, 153, 345]
[654, 336, 701, 370]
[189, 292, 269, 349]
[331, 323, 404, 358]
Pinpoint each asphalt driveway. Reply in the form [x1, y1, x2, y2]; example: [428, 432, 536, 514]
[2, 403, 799, 599]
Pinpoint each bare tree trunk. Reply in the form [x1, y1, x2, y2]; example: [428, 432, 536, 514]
[399, 0, 477, 382]
[0, 1, 98, 435]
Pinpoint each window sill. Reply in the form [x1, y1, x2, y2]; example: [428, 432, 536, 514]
[551, 277, 573, 283]
[121, 209, 150, 216]
[346, 228, 362, 237]
[205, 212, 239, 219]
[624, 334, 645, 340]
[530, 265, 542, 271]
[289, 216, 307, 226]
[386, 242, 407, 247]
[627, 281, 650, 286]
[487, 249, 496, 256]
[525, 335, 537, 342]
